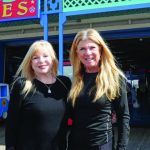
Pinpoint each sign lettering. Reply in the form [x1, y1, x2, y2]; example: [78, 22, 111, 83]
[0, 0, 40, 22]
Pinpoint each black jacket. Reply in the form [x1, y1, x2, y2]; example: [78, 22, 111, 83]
[67, 72, 130, 150]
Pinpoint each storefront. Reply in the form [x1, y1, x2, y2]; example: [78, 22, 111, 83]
[0, 0, 150, 124]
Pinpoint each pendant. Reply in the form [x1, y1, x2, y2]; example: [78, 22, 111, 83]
[48, 88, 51, 93]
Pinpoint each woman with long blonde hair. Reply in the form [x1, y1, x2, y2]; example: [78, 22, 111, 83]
[5, 40, 71, 150]
[67, 29, 130, 150]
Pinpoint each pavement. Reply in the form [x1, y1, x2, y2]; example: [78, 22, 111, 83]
[0, 121, 150, 150]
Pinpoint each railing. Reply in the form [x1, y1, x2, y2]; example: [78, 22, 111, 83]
[63, 0, 150, 12]
[44, 0, 150, 14]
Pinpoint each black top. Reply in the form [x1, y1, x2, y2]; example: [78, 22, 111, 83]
[67, 72, 130, 150]
[5, 76, 71, 150]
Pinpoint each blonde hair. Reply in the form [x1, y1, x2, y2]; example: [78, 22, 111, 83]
[13, 40, 58, 96]
[69, 28, 126, 106]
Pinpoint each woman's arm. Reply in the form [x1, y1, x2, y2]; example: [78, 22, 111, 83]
[113, 80, 130, 150]
[5, 78, 24, 150]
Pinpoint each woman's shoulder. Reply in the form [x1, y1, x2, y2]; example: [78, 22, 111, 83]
[14, 77, 26, 85]
[57, 75, 71, 81]
[11, 77, 26, 90]
[57, 75, 72, 89]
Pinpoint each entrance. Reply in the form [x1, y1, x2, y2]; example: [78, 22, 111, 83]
[4, 30, 150, 126]
[107, 37, 150, 126]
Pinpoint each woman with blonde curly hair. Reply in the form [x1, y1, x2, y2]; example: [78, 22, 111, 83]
[5, 40, 71, 150]
[67, 29, 130, 150]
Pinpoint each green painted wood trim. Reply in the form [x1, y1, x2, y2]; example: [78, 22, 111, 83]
[63, 0, 150, 12]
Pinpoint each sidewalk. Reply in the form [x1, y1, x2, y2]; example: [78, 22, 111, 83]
[0, 122, 150, 150]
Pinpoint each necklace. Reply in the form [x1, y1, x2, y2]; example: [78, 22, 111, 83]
[35, 76, 56, 94]
[44, 84, 52, 94]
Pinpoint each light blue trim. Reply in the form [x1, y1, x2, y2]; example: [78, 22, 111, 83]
[58, 0, 65, 75]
